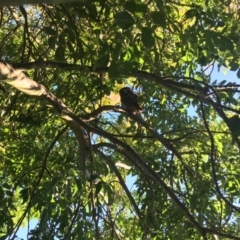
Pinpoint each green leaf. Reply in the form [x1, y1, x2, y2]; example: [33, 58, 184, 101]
[124, 2, 147, 15]
[229, 96, 238, 106]
[103, 183, 114, 205]
[228, 115, 240, 136]
[0, 235, 9, 240]
[55, 46, 65, 61]
[64, 28, 76, 43]
[48, 36, 56, 49]
[67, 40, 74, 53]
[95, 181, 102, 196]
[198, 55, 209, 66]
[151, 11, 166, 28]
[0, 188, 4, 198]
[20, 188, 29, 204]
[3, 2, 240, 239]
[39, 207, 48, 230]
[2, 183, 11, 189]
[51, 176, 61, 188]
[3, 127, 9, 133]
[43, 26, 57, 35]
[229, 62, 239, 71]
[59, 31, 67, 44]
[94, 54, 109, 69]
[237, 68, 240, 78]
[219, 80, 227, 85]
[183, 9, 199, 20]
[108, 61, 119, 79]
[5, 190, 12, 196]
[112, 42, 122, 61]
[155, 0, 164, 9]
[115, 11, 135, 30]
[74, 177, 82, 192]
[141, 27, 155, 49]
[85, 2, 98, 20]
[117, 114, 124, 124]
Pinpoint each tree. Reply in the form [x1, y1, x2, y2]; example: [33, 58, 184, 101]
[1, 1, 240, 239]
[0, 0, 83, 7]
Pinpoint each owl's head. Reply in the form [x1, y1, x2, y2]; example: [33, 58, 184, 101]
[119, 87, 131, 96]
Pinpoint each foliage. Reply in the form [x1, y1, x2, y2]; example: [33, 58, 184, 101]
[1, 0, 240, 239]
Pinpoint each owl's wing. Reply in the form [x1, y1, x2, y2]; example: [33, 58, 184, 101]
[119, 88, 143, 113]
[132, 92, 138, 100]
[130, 95, 142, 112]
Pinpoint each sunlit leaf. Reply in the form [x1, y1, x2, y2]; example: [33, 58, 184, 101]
[2, 2, 240, 239]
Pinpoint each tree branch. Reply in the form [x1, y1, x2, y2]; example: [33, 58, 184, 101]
[1, 61, 239, 239]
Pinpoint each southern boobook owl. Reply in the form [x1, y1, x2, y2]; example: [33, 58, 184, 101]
[119, 87, 142, 113]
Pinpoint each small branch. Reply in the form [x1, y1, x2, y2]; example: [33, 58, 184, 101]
[200, 102, 240, 213]
[94, 149, 142, 221]
[64, 204, 80, 239]
[90, 182, 99, 240]
[10, 126, 67, 239]
[80, 105, 121, 121]
[0, 60, 238, 239]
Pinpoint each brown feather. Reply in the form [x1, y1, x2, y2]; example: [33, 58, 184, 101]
[119, 87, 142, 113]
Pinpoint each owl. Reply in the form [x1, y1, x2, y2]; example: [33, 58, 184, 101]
[119, 87, 142, 113]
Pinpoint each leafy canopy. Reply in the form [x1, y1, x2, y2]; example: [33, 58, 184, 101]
[1, 0, 240, 239]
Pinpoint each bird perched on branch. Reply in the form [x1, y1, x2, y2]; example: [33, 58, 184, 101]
[119, 87, 143, 113]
